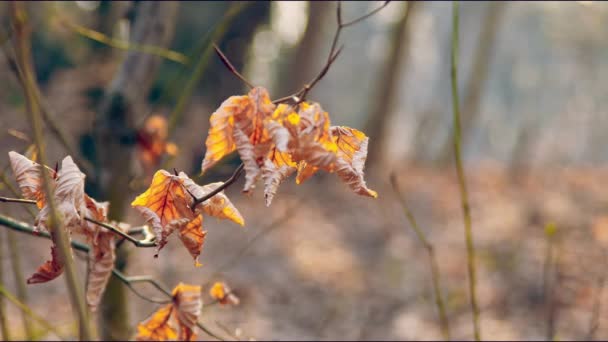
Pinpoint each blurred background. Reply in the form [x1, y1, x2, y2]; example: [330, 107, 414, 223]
[2, 1, 608, 340]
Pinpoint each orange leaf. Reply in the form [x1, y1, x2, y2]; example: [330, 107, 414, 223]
[136, 115, 179, 173]
[331, 126, 377, 198]
[8, 151, 56, 209]
[209, 281, 240, 306]
[180, 173, 245, 226]
[136, 305, 178, 341]
[201, 95, 251, 173]
[262, 147, 296, 206]
[172, 283, 202, 341]
[200, 87, 276, 192]
[131, 170, 191, 226]
[27, 244, 63, 284]
[176, 215, 207, 267]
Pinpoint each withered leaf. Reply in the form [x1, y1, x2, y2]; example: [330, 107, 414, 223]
[8, 151, 56, 209]
[180, 173, 244, 226]
[135, 283, 202, 341]
[172, 283, 202, 341]
[85, 231, 116, 311]
[27, 244, 63, 284]
[136, 305, 178, 341]
[209, 281, 240, 306]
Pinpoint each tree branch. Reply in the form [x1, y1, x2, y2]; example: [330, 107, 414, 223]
[0, 213, 228, 341]
[273, 0, 391, 105]
[213, 44, 254, 89]
[190, 163, 245, 211]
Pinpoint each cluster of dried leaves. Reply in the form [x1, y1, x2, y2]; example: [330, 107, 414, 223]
[201, 86, 377, 206]
[6, 80, 376, 342]
[9, 151, 118, 310]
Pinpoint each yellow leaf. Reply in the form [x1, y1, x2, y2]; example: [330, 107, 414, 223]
[177, 215, 207, 267]
[131, 170, 191, 226]
[136, 305, 178, 341]
[209, 281, 240, 306]
[180, 173, 245, 226]
[172, 283, 202, 341]
[201, 95, 252, 173]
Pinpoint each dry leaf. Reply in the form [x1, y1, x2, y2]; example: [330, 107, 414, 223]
[8, 151, 56, 208]
[135, 283, 202, 341]
[172, 283, 202, 341]
[209, 281, 240, 306]
[27, 245, 63, 284]
[269, 102, 377, 199]
[137, 115, 179, 174]
[180, 173, 244, 226]
[133, 170, 243, 265]
[176, 215, 207, 267]
[136, 305, 178, 341]
[200, 87, 276, 189]
[85, 231, 116, 311]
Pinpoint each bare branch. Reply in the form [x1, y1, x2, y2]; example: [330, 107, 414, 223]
[0, 213, 228, 340]
[213, 44, 254, 89]
[84, 217, 156, 248]
[273, 0, 390, 104]
[0, 197, 36, 205]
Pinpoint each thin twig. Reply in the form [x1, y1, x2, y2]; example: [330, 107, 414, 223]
[0, 197, 36, 205]
[213, 44, 254, 89]
[390, 173, 450, 340]
[56, 16, 189, 65]
[0, 197, 157, 248]
[84, 217, 156, 248]
[191, 163, 245, 211]
[272, 0, 390, 105]
[450, 2, 480, 340]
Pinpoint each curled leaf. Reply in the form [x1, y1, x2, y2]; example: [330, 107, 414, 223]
[176, 215, 207, 267]
[135, 283, 202, 341]
[180, 173, 244, 226]
[209, 281, 240, 306]
[201, 95, 251, 173]
[8, 151, 56, 208]
[172, 283, 202, 341]
[331, 126, 377, 198]
[137, 115, 179, 173]
[131, 170, 191, 226]
[136, 305, 177, 341]
[85, 231, 116, 311]
[27, 244, 64, 284]
[262, 147, 296, 206]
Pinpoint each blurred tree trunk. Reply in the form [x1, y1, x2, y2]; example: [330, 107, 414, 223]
[435, 1, 506, 166]
[364, 1, 419, 168]
[275, 0, 332, 95]
[86, 2, 179, 340]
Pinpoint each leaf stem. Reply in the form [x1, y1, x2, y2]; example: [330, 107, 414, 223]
[451, 2, 480, 340]
[83, 217, 156, 248]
